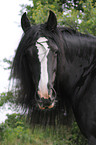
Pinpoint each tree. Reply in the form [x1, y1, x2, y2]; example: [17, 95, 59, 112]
[20, 0, 63, 24]
[0, 92, 14, 107]
[20, 0, 96, 35]
[79, 0, 96, 35]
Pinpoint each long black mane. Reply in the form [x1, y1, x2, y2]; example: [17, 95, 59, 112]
[12, 13, 96, 127]
[60, 26, 96, 100]
[12, 22, 67, 125]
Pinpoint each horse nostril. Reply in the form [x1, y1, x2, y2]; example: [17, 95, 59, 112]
[41, 98, 51, 106]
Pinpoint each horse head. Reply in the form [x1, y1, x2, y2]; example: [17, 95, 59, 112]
[13, 11, 63, 110]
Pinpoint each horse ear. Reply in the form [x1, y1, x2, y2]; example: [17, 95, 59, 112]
[46, 10, 57, 31]
[21, 12, 31, 33]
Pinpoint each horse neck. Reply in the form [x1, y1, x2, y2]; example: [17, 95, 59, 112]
[58, 33, 96, 101]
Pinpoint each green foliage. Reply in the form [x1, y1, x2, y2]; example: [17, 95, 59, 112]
[59, 0, 96, 35]
[61, 0, 96, 11]
[31, 0, 62, 24]
[0, 92, 88, 145]
[24, 0, 96, 13]
[20, 0, 96, 36]
[0, 92, 14, 107]
[5, 113, 25, 129]
[70, 122, 88, 145]
[79, 0, 96, 35]
[3, 58, 12, 70]
[20, 0, 63, 24]
[0, 113, 87, 145]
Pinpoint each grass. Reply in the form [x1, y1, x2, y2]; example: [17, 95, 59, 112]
[0, 125, 72, 145]
[0, 113, 87, 145]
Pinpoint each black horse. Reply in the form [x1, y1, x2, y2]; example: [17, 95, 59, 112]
[12, 11, 96, 145]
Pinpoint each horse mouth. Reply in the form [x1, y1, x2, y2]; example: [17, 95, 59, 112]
[36, 88, 56, 110]
[38, 101, 55, 110]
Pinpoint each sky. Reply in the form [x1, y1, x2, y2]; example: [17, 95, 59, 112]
[0, 0, 33, 123]
[0, 0, 32, 93]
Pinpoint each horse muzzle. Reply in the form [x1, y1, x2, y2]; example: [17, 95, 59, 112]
[36, 88, 56, 110]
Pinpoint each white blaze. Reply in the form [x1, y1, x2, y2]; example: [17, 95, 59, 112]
[36, 37, 49, 95]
